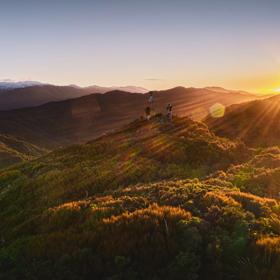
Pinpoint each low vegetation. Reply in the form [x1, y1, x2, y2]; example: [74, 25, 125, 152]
[0, 134, 45, 169]
[0, 116, 279, 279]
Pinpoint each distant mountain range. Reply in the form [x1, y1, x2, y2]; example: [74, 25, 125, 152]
[0, 81, 149, 110]
[0, 79, 44, 90]
[0, 85, 89, 111]
[0, 86, 258, 150]
[83, 85, 148, 94]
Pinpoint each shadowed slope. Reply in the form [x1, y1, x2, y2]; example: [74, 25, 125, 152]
[205, 95, 280, 147]
[151, 86, 257, 120]
[0, 85, 88, 111]
[0, 84, 149, 111]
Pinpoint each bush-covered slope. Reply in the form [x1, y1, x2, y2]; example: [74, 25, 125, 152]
[0, 116, 279, 280]
[1, 179, 280, 280]
[214, 146, 280, 199]
[0, 134, 45, 169]
[0, 116, 248, 211]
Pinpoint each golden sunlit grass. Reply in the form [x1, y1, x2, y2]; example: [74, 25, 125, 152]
[2, 115, 280, 279]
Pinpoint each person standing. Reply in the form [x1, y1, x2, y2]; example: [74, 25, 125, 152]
[169, 104, 173, 121]
[145, 106, 151, 120]
[166, 103, 173, 121]
[144, 92, 154, 120]
[148, 91, 154, 105]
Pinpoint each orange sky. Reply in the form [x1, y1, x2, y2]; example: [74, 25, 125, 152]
[1, 1, 280, 94]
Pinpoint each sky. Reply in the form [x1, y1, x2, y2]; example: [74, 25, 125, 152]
[0, 0, 280, 93]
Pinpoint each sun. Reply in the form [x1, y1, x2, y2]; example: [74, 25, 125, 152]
[262, 87, 280, 95]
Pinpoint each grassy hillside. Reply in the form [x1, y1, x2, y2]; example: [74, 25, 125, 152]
[0, 87, 258, 149]
[0, 116, 249, 207]
[0, 134, 45, 169]
[213, 147, 280, 199]
[2, 179, 280, 280]
[205, 95, 280, 147]
[1, 116, 280, 279]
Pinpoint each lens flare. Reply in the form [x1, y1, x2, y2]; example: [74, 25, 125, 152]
[210, 103, 225, 118]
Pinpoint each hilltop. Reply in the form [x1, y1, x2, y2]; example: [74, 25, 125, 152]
[205, 95, 280, 147]
[0, 86, 258, 149]
[0, 116, 249, 205]
[1, 116, 280, 279]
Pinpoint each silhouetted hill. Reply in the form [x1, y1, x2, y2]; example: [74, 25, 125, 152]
[0, 84, 148, 111]
[0, 87, 258, 148]
[0, 91, 141, 148]
[205, 95, 280, 147]
[84, 85, 148, 94]
[0, 85, 89, 110]
[0, 116, 280, 279]
[149, 86, 257, 119]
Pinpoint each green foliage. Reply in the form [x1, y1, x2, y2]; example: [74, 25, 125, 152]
[0, 134, 45, 169]
[0, 116, 280, 279]
[215, 148, 280, 198]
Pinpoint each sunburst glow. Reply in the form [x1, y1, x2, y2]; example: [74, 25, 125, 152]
[210, 103, 225, 118]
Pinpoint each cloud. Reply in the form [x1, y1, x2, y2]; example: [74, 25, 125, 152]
[145, 78, 164, 81]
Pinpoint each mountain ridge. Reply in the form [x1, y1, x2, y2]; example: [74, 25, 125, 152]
[0, 84, 149, 110]
[0, 83, 259, 111]
[0, 86, 259, 149]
